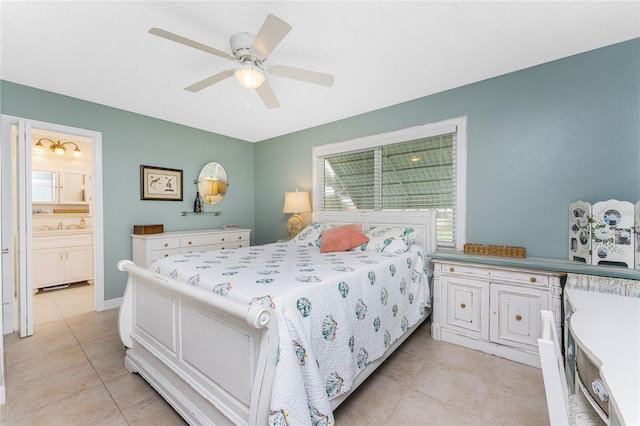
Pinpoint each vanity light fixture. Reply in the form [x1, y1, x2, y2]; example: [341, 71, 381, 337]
[33, 138, 82, 157]
[283, 190, 312, 238]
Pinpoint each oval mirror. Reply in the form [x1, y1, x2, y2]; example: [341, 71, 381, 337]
[198, 162, 228, 205]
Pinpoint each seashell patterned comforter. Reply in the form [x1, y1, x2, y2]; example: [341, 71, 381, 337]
[151, 241, 430, 426]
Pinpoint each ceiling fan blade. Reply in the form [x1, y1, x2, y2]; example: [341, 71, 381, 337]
[269, 64, 335, 87]
[251, 14, 292, 59]
[185, 69, 235, 92]
[256, 81, 280, 109]
[149, 27, 235, 61]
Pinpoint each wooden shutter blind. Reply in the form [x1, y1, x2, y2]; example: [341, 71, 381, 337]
[317, 131, 456, 245]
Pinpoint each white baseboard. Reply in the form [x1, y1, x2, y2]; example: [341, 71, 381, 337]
[102, 297, 123, 311]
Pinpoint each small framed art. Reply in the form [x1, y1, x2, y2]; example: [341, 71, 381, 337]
[140, 165, 183, 201]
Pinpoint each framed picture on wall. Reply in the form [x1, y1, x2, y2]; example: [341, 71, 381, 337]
[140, 165, 183, 201]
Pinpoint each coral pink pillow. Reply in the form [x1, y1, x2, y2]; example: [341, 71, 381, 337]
[320, 224, 369, 253]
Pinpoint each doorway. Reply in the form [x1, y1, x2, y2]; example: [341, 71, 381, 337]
[25, 128, 95, 327]
[1, 115, 105, 337]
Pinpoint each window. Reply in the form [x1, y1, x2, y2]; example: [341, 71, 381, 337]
[313, 117, 466, 248]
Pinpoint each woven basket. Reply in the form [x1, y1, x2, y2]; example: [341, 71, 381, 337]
[463, 243, 526, 258]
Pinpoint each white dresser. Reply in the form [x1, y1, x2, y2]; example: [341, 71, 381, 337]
[431, 257, 562, 367]
[132, 228, 251, 268]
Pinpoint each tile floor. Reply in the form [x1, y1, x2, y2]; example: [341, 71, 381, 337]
[2, 284, 550, 425]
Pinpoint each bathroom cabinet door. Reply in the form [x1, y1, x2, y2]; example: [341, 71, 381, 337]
[64, 245, 93, 282]
[33, 248, 65, 288]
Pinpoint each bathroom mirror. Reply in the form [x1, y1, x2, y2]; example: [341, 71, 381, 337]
[32, 170, 57, 203]
[197, 162, 227, 205]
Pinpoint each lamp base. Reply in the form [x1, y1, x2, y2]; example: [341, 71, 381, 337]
[287, 214, 304, 238]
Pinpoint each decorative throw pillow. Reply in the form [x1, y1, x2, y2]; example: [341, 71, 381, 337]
[361, 226, 417, 253]
[320, 224, 369, 253]
[291, 223, 327, 246]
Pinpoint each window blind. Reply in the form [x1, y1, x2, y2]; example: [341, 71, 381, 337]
[317, 131, 457, 245]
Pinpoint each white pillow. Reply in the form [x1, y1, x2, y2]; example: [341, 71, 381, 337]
[361, 226, 418, 253]
[291, 223, 327, 247]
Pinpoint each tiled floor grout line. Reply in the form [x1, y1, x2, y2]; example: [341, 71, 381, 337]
[62, 312, 133, 426]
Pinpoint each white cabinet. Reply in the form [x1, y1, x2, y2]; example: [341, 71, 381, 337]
[132, 228, 251, 268]
[432, 259, 560, 367]
[32, 169, 90, 204]
[33, 231, 93, 289]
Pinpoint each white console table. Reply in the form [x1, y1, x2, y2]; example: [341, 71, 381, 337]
[565, 288, 639, 426]
[430, 250, 640, 369]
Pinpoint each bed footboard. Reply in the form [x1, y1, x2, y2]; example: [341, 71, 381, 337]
[117, 260, 278, 426]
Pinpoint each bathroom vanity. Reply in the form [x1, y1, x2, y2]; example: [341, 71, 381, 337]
[32, 229, 93, 290]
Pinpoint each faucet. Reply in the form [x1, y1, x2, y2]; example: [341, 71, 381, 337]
[58, 222, 63, 230]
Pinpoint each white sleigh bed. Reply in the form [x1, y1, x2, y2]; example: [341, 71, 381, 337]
[118, 211, 436, 425]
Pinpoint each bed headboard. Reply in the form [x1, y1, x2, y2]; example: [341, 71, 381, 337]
[313, 210, 437, 255]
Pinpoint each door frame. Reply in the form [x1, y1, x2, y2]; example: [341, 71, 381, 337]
[1, 115, 105, 334]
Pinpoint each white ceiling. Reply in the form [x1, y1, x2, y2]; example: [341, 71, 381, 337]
[1, 1, 638, 142]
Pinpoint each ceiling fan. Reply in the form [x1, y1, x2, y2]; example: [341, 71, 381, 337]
[149, 14, 335, 109]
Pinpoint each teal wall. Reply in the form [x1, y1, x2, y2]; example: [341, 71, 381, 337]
[1, 39, 638, 301]
[0, 83, 255, 300]
[254, 38, 640, 258]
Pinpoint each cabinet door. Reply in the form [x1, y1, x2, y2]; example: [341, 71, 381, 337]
[64, 245, 93, 282]
[490, 283, 548, 350]
[32, 170, 57, 203]
[59, 172, 88, 204]
[444, 276, 489, 338]
[33, 248, 65, 288]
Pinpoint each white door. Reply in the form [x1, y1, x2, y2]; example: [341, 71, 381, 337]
[0, 119, 34, 337]
[16, 120, 34, 337]
[0, 117, 6, 404]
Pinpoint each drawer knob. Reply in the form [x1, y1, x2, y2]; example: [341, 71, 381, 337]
[221, 247, 225, 250]
[449, 267, 455, 272]
[460, 303, 466, 309]
[591, 378, 609, 402]
[530, 277, 537, 283]
[164, 254, 168, 257]
[164, 243, 168, 247]
[515, 314, 522, 321]
[188, 241, 192, 245]
[239, 244, 243, 248]
[221, 238, 225, 242]
[238, 236, 242, 240]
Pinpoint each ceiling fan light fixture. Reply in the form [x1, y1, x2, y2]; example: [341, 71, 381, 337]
[234, 63, 266, 89]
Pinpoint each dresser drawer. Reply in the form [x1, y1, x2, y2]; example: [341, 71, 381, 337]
[229, 232, 249, 242]
[148, 238, 181, 251]
[149, 248, 183, 263]
[180, 234, 217, 248]
[442, 262, 549, 287]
